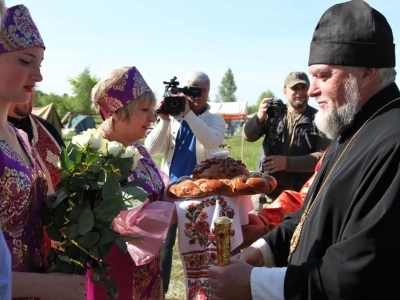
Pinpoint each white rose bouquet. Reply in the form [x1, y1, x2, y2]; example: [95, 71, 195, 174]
[42, 129, 148, 298]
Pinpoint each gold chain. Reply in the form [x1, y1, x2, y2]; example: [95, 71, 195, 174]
[288, 97, 400, 261]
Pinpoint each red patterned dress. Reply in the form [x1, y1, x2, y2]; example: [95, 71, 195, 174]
[259, 153, 325, 230]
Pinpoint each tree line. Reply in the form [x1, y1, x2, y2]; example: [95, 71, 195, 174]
[35, 67, 99, 117]
[35, 67, 276, 117]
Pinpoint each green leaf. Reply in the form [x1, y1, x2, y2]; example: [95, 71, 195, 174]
[101, 175, 121, 201]
[103, 276, 119, 299]
[58, 172, 71, 192]
[67, 224, 79, 239]
[59, 147, 73, 173]
[86, 153, 103, 164]
[44, 192, 57, 207]
[57, 255, 72, 273]
[104, 157, 120, 167]
[75, 150, 83, 166]
[88, 180, 100, 191]
[124, 178, 146, 187]
[50, 189, 69, 210]
[93, 197, 123, 223]
[114, 237, 127, 254]
[121, 185, 149, 210]
[88, 246, 102, 264]
[60, 226, 70, 236]
[78, 231, 100, 249]
[67, 202, 87, 223]
[71, 176, 90, 193]
[78, 207, 95, 235]
[98, 244, 112, 258]
[98, 227, 120, 245]
[87, 162, 102, 174]
[122, 198, 145, 211]
[53, 203, 68, 228]
[41, 205, 53, 226]
[86, 153, 103, 174]
[119, 157, 133, 179]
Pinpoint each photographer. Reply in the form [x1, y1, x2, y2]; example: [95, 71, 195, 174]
[243, 71, 330, 200]
[144, 71, 225, 296]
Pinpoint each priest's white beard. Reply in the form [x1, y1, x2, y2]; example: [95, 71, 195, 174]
[314, 74, 360, 139]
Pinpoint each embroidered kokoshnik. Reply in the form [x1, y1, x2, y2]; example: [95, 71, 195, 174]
[288, 97, 400, 261]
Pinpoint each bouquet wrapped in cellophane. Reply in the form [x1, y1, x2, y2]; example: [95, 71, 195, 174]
[42, 129, 149, 298]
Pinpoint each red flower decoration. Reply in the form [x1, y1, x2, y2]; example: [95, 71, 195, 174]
[195, 220, 210, 234]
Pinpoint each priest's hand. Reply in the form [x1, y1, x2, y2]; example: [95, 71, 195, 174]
[208, 259, 253, 300]
[234, 246, 265, 267]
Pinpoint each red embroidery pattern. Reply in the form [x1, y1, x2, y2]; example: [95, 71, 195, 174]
[183, 250, 218, 270]
[31, 117, 62, 187]
[184, 196, 235, 248]
[187, 278, 212, 300]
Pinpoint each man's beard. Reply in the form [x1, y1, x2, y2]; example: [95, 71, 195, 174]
[314, 74, 360, 140]
[289, 99, 308, 109]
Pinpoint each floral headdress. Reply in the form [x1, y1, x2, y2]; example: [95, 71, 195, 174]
[97, 66, 152, 120]
[0, 4, 45, 54]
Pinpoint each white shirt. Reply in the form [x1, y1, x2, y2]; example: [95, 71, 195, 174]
[250, 239, 286, 300]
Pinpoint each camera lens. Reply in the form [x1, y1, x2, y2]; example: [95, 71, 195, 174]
[266, 106, 279, 118]
[170, 99, 179, 107]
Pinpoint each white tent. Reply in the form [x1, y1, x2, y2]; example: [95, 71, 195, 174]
[208, 101, 248, 120]
[32, 103, 63, 136]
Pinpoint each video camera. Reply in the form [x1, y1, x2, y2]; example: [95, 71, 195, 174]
[156, 76, 203, 116]
[266, 99, 286, 118]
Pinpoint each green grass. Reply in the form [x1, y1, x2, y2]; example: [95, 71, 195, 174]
[151, 134, 263, 172]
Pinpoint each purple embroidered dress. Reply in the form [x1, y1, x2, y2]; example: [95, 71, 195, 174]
[87, 142, 174, 300]
[0, 128, 48, 300]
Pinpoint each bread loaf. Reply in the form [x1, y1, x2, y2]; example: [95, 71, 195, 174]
[192, 157, 249, 179]
[167, 171, 277, 199]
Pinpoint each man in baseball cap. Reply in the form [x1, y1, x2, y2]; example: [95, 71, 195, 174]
[243, 69, 329, 201]
[284, 71, 310, 87]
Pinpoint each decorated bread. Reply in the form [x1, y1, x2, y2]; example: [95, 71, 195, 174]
[167, 158, 277, 198]
[192, 157, 249, 179]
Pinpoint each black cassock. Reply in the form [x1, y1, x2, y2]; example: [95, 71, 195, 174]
[265, 82, 400, 300]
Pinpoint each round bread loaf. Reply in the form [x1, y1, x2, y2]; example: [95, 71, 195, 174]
[192, 157, 250, 180]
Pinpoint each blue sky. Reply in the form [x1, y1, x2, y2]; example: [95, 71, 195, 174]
[7, 0, 400, 108]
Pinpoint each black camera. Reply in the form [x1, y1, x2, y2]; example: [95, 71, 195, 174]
[266, 99, 286, 118]
[156, 76, 203, 116]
